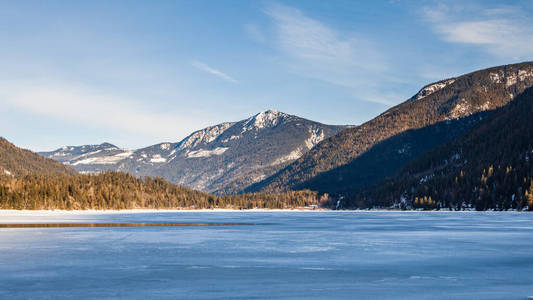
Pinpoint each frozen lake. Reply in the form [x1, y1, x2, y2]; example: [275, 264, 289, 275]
[0, 211, 532, 299]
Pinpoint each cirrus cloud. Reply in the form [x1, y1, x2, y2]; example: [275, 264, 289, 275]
[0, 79, 209, 143]
[190, 60, 239, 83]
[423, 4, 533, 60]
[262, 3, 396, 106]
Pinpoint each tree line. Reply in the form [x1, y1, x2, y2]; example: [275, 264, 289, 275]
[0, 171, 318, 210]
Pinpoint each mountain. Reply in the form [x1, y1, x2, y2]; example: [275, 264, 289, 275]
[348, 86, 533, 210]
[1, 138, 318, 210]
[248, 62, 533, 194]
[0, 137, 76, 177]
[40, 110, 346, 193]
[38, 142, 132, 174]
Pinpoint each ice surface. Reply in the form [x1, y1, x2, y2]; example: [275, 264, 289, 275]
[0, 211, 532, 299]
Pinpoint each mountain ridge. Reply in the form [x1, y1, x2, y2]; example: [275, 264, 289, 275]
[248, 62, 533, 194]
[40, 110, 347, 193]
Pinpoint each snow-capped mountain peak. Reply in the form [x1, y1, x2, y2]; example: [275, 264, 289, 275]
[242, 109, 289, 133]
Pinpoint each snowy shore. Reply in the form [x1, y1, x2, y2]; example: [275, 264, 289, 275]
[0, 208, 524, 218]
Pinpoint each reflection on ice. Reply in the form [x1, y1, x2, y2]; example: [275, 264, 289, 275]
[0, 222, 252, 228]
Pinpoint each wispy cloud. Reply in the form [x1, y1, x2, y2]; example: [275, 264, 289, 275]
[423, 4, 533, 60]
[190, 61, 239, 83]
[0, 80, 209, 143]
[263, 3, 395, 105]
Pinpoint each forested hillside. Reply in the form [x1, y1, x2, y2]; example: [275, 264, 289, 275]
[0, 138, 76, 177]
[250, 62, 533, 194]
[347, 86, 533, 210]
[295, 112, 490, 194]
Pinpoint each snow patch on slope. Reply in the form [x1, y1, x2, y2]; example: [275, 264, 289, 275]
[222, 135, 240, 143]
[448, 99, 471, 119]
[271, 148, 304, 166]
[150, 154, 166, 163]
[71, 150, 133, 165]
[187, 147, 229, 158]
[414, 79, 455, 100]
[489, 72, 502, 83]
[490, 69, 533, 86]
[518, 69, 533, 81]
[305, 127, 325, 149]
[52, 152, 69, 157]
[477, 101, 490, 111]
[506, 69, 533, 87]
[252, 174, 266, 183]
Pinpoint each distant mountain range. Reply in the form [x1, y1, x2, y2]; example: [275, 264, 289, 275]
[247, 62, 533, 197]
[40, 110, 346, 194]
[34, 62, 533, 209]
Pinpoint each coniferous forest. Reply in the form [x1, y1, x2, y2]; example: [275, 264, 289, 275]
[0, 172, 318, 210]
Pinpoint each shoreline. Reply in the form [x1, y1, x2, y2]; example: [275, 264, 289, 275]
[0, 209, 527, 215]
[0, 208, 331, 215]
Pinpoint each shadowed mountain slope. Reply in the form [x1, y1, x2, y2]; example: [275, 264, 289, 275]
[347, 86, 533, 210]
[297, 112, 491, 195]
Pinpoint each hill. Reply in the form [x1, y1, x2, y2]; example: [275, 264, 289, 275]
[0, 137, 76, 177]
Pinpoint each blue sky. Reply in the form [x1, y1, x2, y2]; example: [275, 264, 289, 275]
[1, 0, 532, 151]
